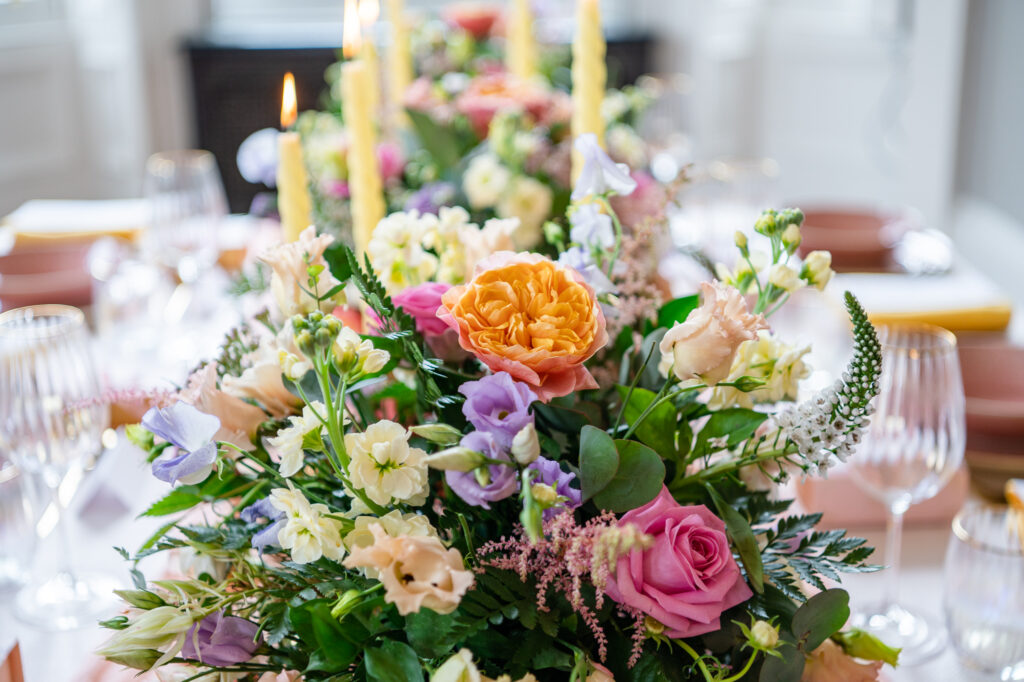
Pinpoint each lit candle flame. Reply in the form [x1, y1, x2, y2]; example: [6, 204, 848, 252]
[280, 72, 297, 129]
[359, 0, 379, 27]
[343, 0, 362, 59]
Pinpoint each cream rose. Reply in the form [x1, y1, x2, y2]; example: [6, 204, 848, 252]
[658, 280, 767, 386]
[342, 524, 474, 615]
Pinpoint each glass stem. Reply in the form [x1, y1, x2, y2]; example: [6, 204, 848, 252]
[883, 504, 907, 611]
[49, 476, 78, 583]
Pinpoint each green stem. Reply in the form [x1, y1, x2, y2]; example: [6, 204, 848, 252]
[621, 381, 703, 440]
[598, 195, 625, 279]
[676, 639, 715, 682]
[720, 650, 758, 682]
[671, 443, 798, 491]
[613, 342, 658, 432]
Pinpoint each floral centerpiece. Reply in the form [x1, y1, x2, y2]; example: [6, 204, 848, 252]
[99, 139, 898, 682]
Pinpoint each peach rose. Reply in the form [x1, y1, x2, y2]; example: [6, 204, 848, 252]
[342, 524, 474, 615]
[438, 251, 608, 401]
[658, 280, 766, 386]
[180, 363, 266, 450]
[801, 640, 882, 682]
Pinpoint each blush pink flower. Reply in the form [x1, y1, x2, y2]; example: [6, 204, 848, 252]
[179, 363, 266, 451]
[438, 251, 608, 402]
[801, 640, 883, 682]
[610, 171, 667, 228]
[342, 524, 474, 615]
[376, 142, 405, 184]
[442, 3, 500, 39]
[392, 282, 451, 336]
[603, 487, 753, 639]
[658, 280, 767, 386]
[455, 74, 553, 138]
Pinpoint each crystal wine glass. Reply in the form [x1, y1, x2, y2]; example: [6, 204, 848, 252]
[0, 305, 116, 629]
[143, 149, 227, 321]
[848, 323, 966, 664]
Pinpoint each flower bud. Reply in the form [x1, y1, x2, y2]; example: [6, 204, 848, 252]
[781, 224, 802, 251]
[361, 348, 390, 375]
[425, 447, 487, 472]
[309, 310, 324, 324]
[314, 327, 334, 349]
[543, 221, 565, 245]
[530, 483, 559, 507]
[473, 466, 492, 487]
[832, 628, 901, 666]
[800, 250, 834, 291]
[295, 330, 316, 355]
[644, 616, 665, 635]
[410, 423, 463, 446]
[279, 350, 312, 380]
[750, 620, 780, 649]
[734, 230, 748, 250]
[754, 209, 778, 236]
[510, 423, 540, 465]
[330, 589, 362, 620]
[767, 263, 804, 292]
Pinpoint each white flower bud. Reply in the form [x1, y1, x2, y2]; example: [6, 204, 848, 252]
[510, 423, 540, 465]
[279, 350, 312, 380]
[409, 423, 463, 446]
[425, 447, 487, 472]
[801, 250, 834, 291]
[767, 263, 804, 292]
[750, 620, 780, 649]
[530, 483, 559, 506]
[781, 223, 802, 250]
[361, 348, 390, 375]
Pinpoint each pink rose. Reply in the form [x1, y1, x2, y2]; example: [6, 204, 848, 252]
[603, 487, 753, 639]
[658, 280, 767, 385]
[392, 282, 451, 336]
[442, 3, 501, 39]
[801, 640, 882, 682]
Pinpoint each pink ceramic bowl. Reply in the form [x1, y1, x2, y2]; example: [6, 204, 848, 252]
[797, 207, 913, 271]
[959, 343, 1024, 437]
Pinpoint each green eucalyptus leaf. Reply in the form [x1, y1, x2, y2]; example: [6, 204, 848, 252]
[792, 588, 851, 653]
[592, 440, 665, 512]
[365, 640, 425, 682]
[579, 425, 619, 501]
[694, 407, 768, 454]
[323, 242, 353, 282]
[759, 636, 805, 682]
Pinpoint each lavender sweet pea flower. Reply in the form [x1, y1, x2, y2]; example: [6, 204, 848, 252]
[569, 203, 615, 249]
[404, 182, 456, 215]
[459, 372, 538, 449]
[241, 497, 285, 554]
[182, 610, 261, 667]
[558, 247, 616, 297]
[445, 431, 519, 509]
[571, 133, 637, 200]
[528, 456, 582, 520]
[143, 402, 221, 485]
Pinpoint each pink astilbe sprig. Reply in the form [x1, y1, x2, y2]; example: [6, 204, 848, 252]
[477, 511, 652, 664]
[65, 386, 176, 414]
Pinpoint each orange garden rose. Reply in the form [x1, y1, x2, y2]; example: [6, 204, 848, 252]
[438, 251, 608, 401]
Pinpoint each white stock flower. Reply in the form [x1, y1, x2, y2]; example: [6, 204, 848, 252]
[345, 420, 429, 506]
[260, 226, 345, 319]
[801, 250, 834, 291]
[464, 154, 511, 209]
[571, 133, 637, 200]
[268, 484, 346, 564]
[367, 210, 440, 294]
[266, 401, 327, 477]
[767, 263, 804, 292]
[457, 218, 518, 281]
[708, 331, 811, 410]
[496, 176, 552, 249]
[332, 327, 390, 378]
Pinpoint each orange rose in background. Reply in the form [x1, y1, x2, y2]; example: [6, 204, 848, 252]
[438, 251, 608, 401]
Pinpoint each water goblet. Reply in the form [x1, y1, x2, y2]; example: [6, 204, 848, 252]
[0, 304, 117, 630]
[847, 323, 966, 664]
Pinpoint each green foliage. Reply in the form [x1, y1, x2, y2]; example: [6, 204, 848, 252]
[591, 440, 665, 512]
[365, 641, 425, 682]
[656, 294, 699, 330]
[578, 425, 618, 501]
[615, 385, 677, 455]
[705, 484, 764, 593]
[692, 408, 767, 457]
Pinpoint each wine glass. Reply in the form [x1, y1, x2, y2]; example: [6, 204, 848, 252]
[944, 504, 1024, 678]
[143, 149, 227, 321]
[0, 305, 116, 630]
[848, 323, 966, 664]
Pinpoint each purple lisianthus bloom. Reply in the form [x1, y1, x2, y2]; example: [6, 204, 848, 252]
[241, 497, 284, 554]
[459, 372, 538, 449]
[142, 402, 221, 485]
[528, 456, 582, 520]
[182, 610, 261, 667]
[404, 182, 456, 215]
[446, 431, 519, 509]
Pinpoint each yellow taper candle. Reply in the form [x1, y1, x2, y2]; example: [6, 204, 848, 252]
[277, 72, 314, 242]
[359, 0, 382, 114]
[506, 0, 537, 81]
[343, 0, 386, 256]
[386, 0, 414, 128]
[571, 0, 606, 181]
